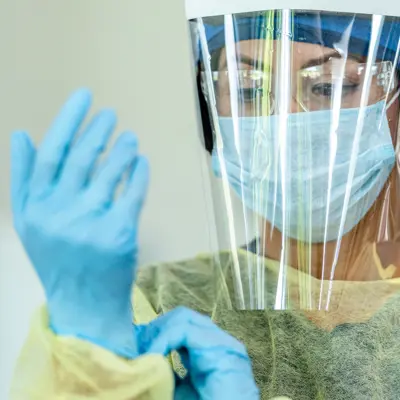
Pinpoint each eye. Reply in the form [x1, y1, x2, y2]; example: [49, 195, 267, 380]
[311, 82, 359, 98]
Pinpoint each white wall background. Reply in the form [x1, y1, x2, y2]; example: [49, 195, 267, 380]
[0, 1, 222, 396]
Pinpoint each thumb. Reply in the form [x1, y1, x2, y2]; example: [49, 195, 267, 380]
[10, 131, 36, 221]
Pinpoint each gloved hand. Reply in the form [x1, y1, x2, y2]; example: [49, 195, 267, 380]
[138, 307, 260, 399]
[10, 88, 149, 358]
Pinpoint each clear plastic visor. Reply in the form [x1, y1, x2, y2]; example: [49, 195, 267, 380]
[190, 10, 400, 312]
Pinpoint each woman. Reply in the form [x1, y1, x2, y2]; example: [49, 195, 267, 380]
[10, 9, 400, 400]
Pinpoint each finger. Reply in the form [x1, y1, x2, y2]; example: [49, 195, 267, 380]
[10, 131, 36, 227]
[57, 109, 117, 193]
[143, 307, 245, 356]
[85, 131, 139, 207]
[30, 88, 92, 197]
[142, 308, 258, 398]
[146, 321, 219, 358]
[112, 155, 150, 223]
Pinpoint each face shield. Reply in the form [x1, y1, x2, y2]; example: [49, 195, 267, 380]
[188, 10, 400, 311]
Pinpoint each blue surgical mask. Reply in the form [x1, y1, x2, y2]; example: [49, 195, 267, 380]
[212, 100, 396, 243]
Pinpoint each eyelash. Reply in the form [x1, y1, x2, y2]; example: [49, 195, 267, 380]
[311, 82, 359, 98]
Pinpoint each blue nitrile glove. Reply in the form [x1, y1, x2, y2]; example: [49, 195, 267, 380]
[138, 307, 260, 399]
[10, 88, 149, 358]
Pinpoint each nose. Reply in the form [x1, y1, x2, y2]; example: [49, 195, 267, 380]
[270, 96, 306, 114]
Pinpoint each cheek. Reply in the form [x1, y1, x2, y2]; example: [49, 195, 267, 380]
[217, 96, 230, 116]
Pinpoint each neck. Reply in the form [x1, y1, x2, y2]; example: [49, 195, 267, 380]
[260, 174, 397, 281]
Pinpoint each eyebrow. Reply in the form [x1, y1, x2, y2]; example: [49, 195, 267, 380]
[220, 51, 363, 70]
[220, 54, 267, 70]
[300, 51, 342, 69]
